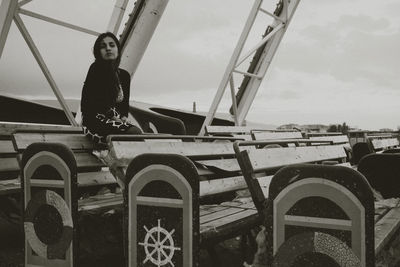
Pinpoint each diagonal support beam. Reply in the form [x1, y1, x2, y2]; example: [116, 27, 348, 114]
[19, 8, 100, 36]
[13, 13, 78, 126]
[0, 0, 18, 59]
[107, 0, 129, 35]
[18, 0, 33, 7]
[236, 0, 300, 125]
[199, 0, 263, 135]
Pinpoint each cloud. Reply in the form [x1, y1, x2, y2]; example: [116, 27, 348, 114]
[275, 14, 400, 91]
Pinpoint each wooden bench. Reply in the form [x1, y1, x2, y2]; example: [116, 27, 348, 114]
[251, 130, 303, 141]
[204, 125, 260, 140]
[0, 122, 83, 195]
[11, 129, 121, 267]
[0, 122, 84, 225]
[367, 135, 399, 153]
[353, 134, 400, 164]
[0, 133, 21, 224]
[103, 135, 352, 266]
[234, 139, 400, 266]
[103, 134, 262, 266]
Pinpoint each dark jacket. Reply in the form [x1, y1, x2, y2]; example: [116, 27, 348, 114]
[81, 62, 130, 123]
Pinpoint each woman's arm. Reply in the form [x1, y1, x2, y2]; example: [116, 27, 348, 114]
[81, 63, 109, 117]
[118, 69, 131, 118]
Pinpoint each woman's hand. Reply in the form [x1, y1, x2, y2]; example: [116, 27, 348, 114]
[111, 116, 123, 123]
[120, 116, 129, 123]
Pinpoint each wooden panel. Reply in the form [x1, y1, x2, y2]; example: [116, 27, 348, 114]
[0, 157, 19, 172]
[309, 135, 349, 144]
[307, 132, 343, 137]
[219, 201, 256, 210]
[0, 170, 116, 196]
[0, 121, 81, 135]
[74, 152, 106, 169]
[0, 140, 16, 155]
[200, 205, 230, 216]
[232, 134, 252, 140]
[78, 193, 123, 212]
[0, 179, 20, 195]
[200, 175, 272, 198]
[200, 206, 247, 224]
[244, 145, 347, 172]
[205, 125, 256, 134]
[200, 209, 258, 234]
[252, 131, 303, 140]
[77, 170, 116, 186]
[371, 138, 399, 151]
[200, 175, 246, 196]
[108, 141, 235, 167]
[375, 207, 400, 254]
[13, 132, 92, 151]
[196, 158, 241, 173]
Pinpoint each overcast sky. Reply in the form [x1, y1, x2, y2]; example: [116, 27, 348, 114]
[0, 0, 399, 130]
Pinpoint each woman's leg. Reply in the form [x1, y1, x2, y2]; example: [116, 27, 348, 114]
[125, 125, 143, 134]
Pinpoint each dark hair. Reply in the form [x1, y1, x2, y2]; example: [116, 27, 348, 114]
[93, 32, 121, 67]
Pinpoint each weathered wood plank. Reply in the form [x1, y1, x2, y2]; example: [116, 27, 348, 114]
[13, 132, 93, 151]
[370, 138, 399, 151]
[375, 207, 400, 254]
[200, 207, 246, 224]
[74, 152, 106, 169]
[309, 135, 350, 144]
[78, 193, 123, 212]
[0, 179, 20, 195]
[0, 140, 16, 155]
[196, 158, 241, 173]
[205, 125, 258, 135]
[200, 205, 230, 216]
[200, 209, 258, 234]
[0, 157, 19, 172]
[0, 121, 81, 136]
[252, 131, 303, 140]
[243, 145, 347, 172]
[107, 141, 236, 167]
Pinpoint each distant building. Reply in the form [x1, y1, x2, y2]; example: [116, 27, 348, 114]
[277, 123, 329, 133]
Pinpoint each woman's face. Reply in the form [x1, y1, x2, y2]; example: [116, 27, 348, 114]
[99, 36, 118, 61]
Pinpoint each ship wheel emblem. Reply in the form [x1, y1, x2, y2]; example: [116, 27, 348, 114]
[139, 219, 181, 266]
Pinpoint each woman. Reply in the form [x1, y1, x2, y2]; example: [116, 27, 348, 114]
[81, 32, 142, 144]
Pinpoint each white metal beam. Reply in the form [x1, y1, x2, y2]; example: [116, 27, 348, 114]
[13, 13, 78, 126]
[119, 0, 169, 79]
[259, 7, 285, 23]
[199, 0, 301, 134]
[236, 0, 300, 124]
[235, 22, 284, 68]
[107, 0, 129, 35]
[199, 0, 263, 135]
[229, 76, 239, 125]
[0, 0, 18, 59]
[19, 8, 100, 36]
[18, 0, 33, 7]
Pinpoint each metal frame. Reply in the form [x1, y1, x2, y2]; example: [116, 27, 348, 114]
[0, 0, 18, 58]
[0, 0, 132, 126]
[107, 0, 130, 34]
[199, 0, 301, 134]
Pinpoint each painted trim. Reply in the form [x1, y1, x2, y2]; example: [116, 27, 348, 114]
[128, 164, 193, 267]
[273, 178, 366, 267]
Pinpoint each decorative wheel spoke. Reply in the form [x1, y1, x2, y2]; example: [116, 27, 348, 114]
[138, 219, 181, 266]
